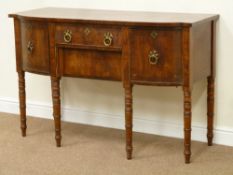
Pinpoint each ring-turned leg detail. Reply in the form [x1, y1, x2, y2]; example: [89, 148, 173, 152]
[18, 71, 27, 137]
[207, 76, 214, 146]
[125, 84, 133, 160]
[183, 87, 192, 164]
[51, 76, 62, 147]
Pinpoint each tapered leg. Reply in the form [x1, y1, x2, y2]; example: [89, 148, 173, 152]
[207, 76, 214, 146]
[18, 71, 27, 137]
[125, 84, 133, 159]
[51, 76, 61, 147]
[183, 87, 192, 164]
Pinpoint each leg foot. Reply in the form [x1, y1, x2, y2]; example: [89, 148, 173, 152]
[126, 146, 132, 160]
[55, 133, 61, 147]
[21, 127, 26, 137]
[125, 84, 133, 160]
[185, 154, 191, 164]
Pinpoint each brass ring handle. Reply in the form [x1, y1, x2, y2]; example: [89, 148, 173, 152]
[103, 32, 113, 47]
[148, 50, 159, 65]
[27, 41, 34, 53]
[64, 30, 72, 43]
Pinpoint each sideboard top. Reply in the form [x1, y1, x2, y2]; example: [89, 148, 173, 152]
[9, 7, 219, 27]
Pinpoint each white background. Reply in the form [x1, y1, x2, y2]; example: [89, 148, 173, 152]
[0, 0, 233, 145]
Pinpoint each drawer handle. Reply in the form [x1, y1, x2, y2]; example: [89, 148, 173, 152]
[103, 32, 113, 47]
[148, 50, 159, 65]
[27, 41, 34, 53]
[64, 30, 72, 43]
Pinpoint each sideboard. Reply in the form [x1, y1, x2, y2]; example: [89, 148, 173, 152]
[9, 7, 219, 163]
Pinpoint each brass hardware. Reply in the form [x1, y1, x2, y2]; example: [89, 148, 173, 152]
[64, 30, 72, 43]
[84, 28, 90, 35]
[148, 50, 159, 65]
[27, 41, 34, 53]
[151, 31, 158, 39]
[103, 32, 113, 46]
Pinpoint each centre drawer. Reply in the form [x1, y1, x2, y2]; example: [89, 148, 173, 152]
[55, 24, 123, 48]
[57, 48, 122, 80]
[130, 28, 182, 84]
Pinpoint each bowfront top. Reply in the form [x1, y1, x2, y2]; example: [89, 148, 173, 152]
[9, 7, 219, 27]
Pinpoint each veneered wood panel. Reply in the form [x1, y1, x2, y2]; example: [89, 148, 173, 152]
[55, 24, 123, 48]
[58, 48, 122, 80]
[21, 21, 50, 74]
[130, 27, 182, 84]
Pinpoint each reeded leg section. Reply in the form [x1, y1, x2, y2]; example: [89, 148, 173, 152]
[51, 76, 62, 147]
[183, 87, 192, 164]
[125, 84, 133, 160]
[207, 76, 214, 146]
[18, 71, 27, 137]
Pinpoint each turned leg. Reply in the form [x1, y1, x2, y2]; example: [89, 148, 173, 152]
[125, 84, 133, 159]
[207, 76, 214, 146]
[51, 76, 61, 147]
[183, 87, 192, 164]
[18, 71, 27, 137]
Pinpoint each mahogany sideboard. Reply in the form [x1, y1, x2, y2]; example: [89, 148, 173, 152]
[9, 7, 219, 163]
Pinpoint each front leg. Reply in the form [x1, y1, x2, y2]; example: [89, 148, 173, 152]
[51, 76, 61, 147]
[183, 87, 192, 164]
[18, 71, 27, 137]
[124, 84, 133, 159]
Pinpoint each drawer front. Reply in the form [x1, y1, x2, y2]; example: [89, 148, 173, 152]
[21, 21, 50, 74]
[58, 48, 122, 81]
[130, 28, 182, 84]
[55, 24, 122, 48]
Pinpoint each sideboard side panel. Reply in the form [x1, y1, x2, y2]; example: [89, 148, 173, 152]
[48, 23, 57, 77]
[122, 27, 131, 87]
[13, 18, 22, 72]
[211, 20, 217, 78]
[182, 27, 192, 87]
[191, 22, 212, 83]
